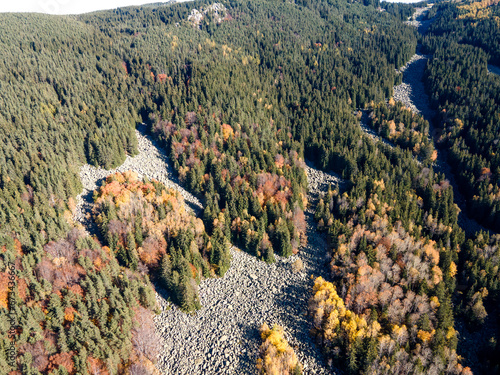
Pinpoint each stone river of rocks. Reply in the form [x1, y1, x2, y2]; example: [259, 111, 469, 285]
[154, 163, 343, 375]
[74, 124, 343, 374]
[374, 10, 495, 371]
[385, 6, 489, 236]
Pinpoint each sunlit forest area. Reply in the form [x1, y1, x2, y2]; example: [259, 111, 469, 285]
[0, 0, 498, 373]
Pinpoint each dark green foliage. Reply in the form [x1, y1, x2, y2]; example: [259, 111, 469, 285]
[311, 80, 465, 373]
[0, 13, 141, 248]
[421, 2, 500, 233]
[272, 220, 293, 257]
[210, 227, 231, 276]
[419, 8, 500, 369]
[367, 101, 435, 163]
[459, 233, 500, 330]
[0, 230, 155, 374]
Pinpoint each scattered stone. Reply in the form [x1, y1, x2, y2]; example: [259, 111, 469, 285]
[73, 121, 341, 374]
[391, 12, 490, 237]
[404, 4, 435, 33]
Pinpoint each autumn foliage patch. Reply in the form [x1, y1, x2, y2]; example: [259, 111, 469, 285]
[257, 323, 302, 375]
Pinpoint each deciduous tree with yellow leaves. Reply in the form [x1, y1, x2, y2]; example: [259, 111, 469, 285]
[257, 323, 302, 375]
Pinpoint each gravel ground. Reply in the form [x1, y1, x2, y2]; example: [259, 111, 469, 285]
[71, 6, 492, 372]
[393, 53, 433, 119]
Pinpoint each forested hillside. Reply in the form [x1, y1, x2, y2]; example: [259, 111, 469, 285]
[422, 1, 500, 233]
[309, 91, 468, 372]
[420, 1, 500, 372]
[0, 0, 498, 373]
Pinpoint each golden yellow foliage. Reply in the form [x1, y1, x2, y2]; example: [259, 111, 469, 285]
[310, 277, 376, 347]
[221, 124, 234, 141]
[388, 120, 397, 136]
[258, 324, 301, 375]
[449, 261, 458, 278]
[417, 329, 435, 344]
[64, 307, 76, 323]
[432, 265, 443, 285]
[430, 296, 440, 309]
[458, 0, 498, 20]
[446, 327, 457, 340]
[373, 179, 385, 191]
[115, 189, 131, 207]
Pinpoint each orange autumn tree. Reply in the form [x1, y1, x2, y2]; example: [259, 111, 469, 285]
[150, 113, 309, 263]
[312, 183, 468, 374]
[92, 171, 230, 311]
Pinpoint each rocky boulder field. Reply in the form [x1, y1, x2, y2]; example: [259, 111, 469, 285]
[71, 7, 489, 371]
[73, 123, 344, 374]
[73, 124, 202, 236]
[153, 164, 343, 375]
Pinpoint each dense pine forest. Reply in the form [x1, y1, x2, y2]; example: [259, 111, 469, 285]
[0, 0, 499, 373]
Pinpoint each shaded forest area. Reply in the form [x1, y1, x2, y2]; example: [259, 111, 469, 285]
[0, 0, 498, 373]
[421, 1, 500, 373]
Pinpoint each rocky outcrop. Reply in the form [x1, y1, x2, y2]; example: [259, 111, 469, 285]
[305, 161, 344, 199]
[187, 3, 227, 28]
